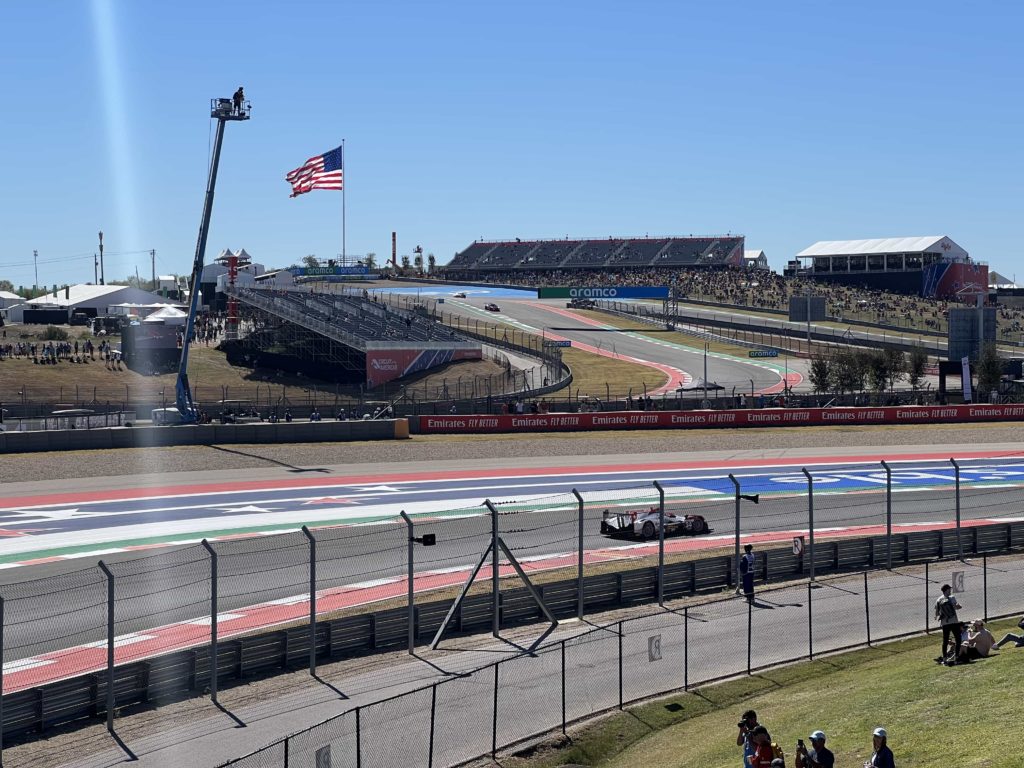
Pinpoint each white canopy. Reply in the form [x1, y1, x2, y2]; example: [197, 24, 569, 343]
[797, 236, 966, 258]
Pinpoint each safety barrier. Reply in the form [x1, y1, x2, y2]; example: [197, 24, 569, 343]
[415, 404, 1024, 434]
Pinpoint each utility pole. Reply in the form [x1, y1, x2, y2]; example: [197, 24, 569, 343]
[33, 250, 38, 289]
[94, 253, 99, 284]
[98, 231, 105, 285]
[151, 249, 156, 292]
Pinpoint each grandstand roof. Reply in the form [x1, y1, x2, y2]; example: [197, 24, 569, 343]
[797, 236, 965, 258]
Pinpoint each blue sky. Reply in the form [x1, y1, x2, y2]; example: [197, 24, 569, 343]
[1, 1, 1021, 289]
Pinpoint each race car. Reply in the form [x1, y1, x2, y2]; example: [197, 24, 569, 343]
[484, 303, 501, 312]
[452, 292, 467, 298]
[600, 506, 711, 540]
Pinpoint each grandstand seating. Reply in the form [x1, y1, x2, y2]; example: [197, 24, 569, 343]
[518, 241, 581, 269]
[561, 239, 625, 267]
[606, 238, 669, 266]
[476, 242, 538, 269]
[447, 242, 495, 270]
[654, 238, 715, 266]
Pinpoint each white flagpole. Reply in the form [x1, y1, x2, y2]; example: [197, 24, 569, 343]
[341, 139, 346, 263]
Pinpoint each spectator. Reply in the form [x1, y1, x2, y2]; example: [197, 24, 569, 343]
[746, 726, 780, 768]
[737, 709, 760, 767]
[957, 619, 995, 661]
[864, 727, 894, 768]
[796, 731, 834, 768]
[993, 615, 1024, 649]
[934, 584, 963, 665]
[739, 543, 755, 602]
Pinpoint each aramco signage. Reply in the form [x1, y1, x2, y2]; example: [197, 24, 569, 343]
[537, 286, 670, 299]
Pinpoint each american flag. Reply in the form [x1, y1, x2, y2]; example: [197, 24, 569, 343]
[285, 145, 344, 197]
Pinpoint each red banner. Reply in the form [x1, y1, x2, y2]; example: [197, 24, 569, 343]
[417, 404, 1024, 434]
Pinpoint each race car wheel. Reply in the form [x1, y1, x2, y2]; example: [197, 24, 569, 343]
[641, 521, 656, 540]
[700, 520, 710, 534]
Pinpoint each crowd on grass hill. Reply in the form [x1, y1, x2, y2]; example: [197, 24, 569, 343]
[443, 267, 1024, 338]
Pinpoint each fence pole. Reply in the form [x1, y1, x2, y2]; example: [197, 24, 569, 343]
[983, 555, 988, 621]
[491, 662, 499, 757]
[864, 571, 871, 645]
[400, 511, 415, 654]
[807, 581, 814, 660]
[729, 474, 741, 588]
[618, 620, 624, 708]
[356, 706, 361, 768]
[802, 468, 815, 581]
[561, 640, 567, 735]
[572, 489, 584, 620]
[654, 480, 666, 606]
[98, 561, 116, 732]
[301, 526, 317, 675]
[284, 737, 289, 768]
[487, 500, 500, 638]
[428, 684, 437, 768]
[747, 600, 753, 674]
[0, 595, 4, 763]
[924, 561, 930, 633]
[200, 540, 219, 704]
[683, 606, 689, 691]
[950, 458, 962, 560]
[881, 460, 892, 569]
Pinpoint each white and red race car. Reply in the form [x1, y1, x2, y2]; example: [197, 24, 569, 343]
[600, 506, 711, 540]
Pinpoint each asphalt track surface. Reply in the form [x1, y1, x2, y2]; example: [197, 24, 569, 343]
[3, 447, 1024, 688]
[432, 294, 805, 394]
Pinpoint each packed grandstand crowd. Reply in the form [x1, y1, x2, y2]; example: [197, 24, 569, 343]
[442, 266, 1024, 339]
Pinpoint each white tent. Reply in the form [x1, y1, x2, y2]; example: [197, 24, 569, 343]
[142, 306, 188, 325]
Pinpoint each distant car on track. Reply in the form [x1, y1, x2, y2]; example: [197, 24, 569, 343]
[600, 506, 711, 540]
[452, 292, 467, 298]
[484, 303, 501, 312]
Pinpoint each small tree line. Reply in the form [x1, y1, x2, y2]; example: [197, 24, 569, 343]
[808, 344, 1005, 400]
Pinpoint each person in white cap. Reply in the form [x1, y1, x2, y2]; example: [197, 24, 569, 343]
[864, 727, 894, 768]
[796, 730, 834, 767]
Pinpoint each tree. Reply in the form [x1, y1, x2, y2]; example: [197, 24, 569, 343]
[808, 351, 832, 393]
[302, 255, 320, 269]
[882, 346, 906, 391]
[977, 341, 1003, 400]
[0, 279, 13, 292]
[427, 253, 436, 274]
[413, 253, 423, 274]
[401, 255, 411, 271]
[907, 346, 928, 391]
[364, 253, 377, 271]
[867, 350, 889, 398]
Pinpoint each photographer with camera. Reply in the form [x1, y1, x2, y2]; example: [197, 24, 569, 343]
[795, 730, 834, 768]
[736, 710, 760, 767]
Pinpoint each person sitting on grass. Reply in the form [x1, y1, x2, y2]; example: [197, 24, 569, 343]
[957, 619, 995, 662]
[994, 615, 1024, 649]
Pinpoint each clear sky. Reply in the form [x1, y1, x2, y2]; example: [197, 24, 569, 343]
[1, 0, 1022, 290]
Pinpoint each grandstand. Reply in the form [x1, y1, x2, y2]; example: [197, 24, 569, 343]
[444, 235, 745, 276]
[225, 286, 481, 387]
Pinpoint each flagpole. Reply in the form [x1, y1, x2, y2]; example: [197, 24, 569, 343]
[341, 139, 346, 263]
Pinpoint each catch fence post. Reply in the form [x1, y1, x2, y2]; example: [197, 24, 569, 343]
[881, 460, 892, 569]
[864, 571, 871, 645]
[301, 526, 317, 675]
[802, 468, 815, 581]
[428, 684, 437, 768]
[491, 662, 499, 757]
[729, 474, 741, 588]
[487, 500, 500, 637]
[683, 606, 689, 691]
[654, 481, 666, 606]
[0, 595, 4, 763]
[924, 561, 930, 633]
[355, 707, 361, 768]
[200, 540, 219, 703]
[983, 555, 988, 621]
[618, 620, 624, 708]
[950, 458, 962, 560]
[561, 640, 567, 735]
[807, 581, 813, 660]
[400, 512, 415, 654]
[98, 561, 116, 732]
[572, 489, 584, 620]
[747, 600, 753, 674]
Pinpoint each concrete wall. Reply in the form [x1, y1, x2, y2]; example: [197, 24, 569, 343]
[0, 419, 409, 453]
